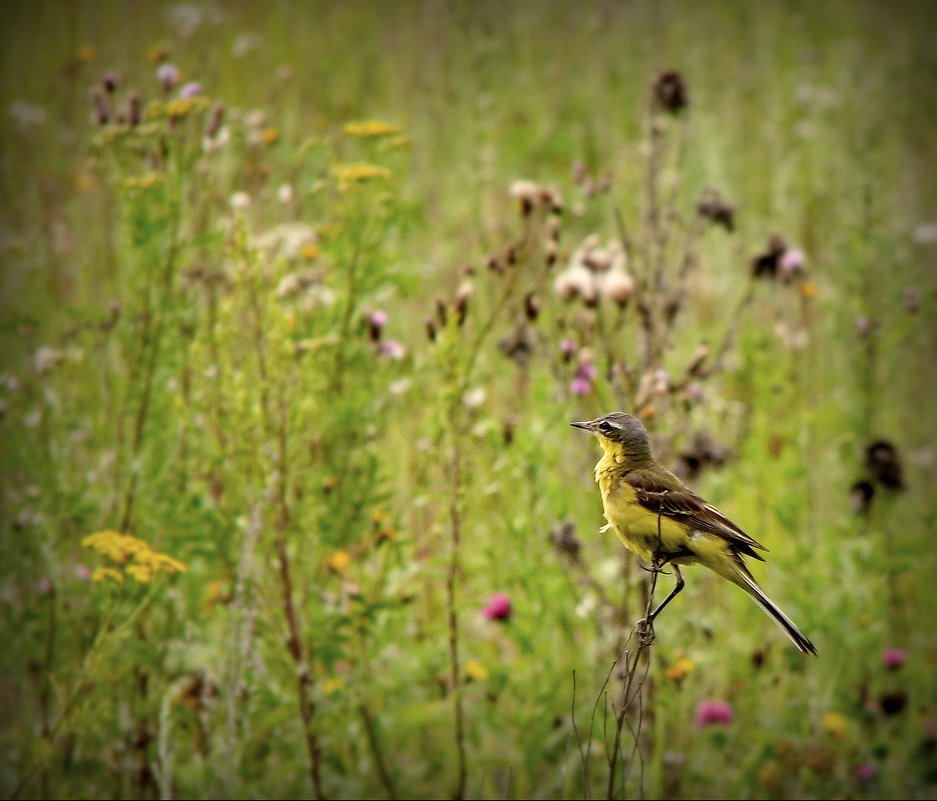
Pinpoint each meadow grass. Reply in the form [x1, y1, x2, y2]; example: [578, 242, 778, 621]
[1, 1, 936, 798]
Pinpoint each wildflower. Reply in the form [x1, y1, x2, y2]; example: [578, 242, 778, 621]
[856, 316, 872, 336]
[666, 655, 696, 682]
[368, 310, 388, 341]
[499, 325, 535, 366]
[464, 660, 489, 681]
[850, 480, 875, 515]
[779, 249, 806, 281]
[324, 550, 351, 573]
[205, 101, 225, 138]
[91, 89, 109, 125]
[323, 678, 345, 695]
[331, 162, 391, 187]
[482, 593, 512, 621]
[571, 376, 592, 397]
[695, 700, 732, 727]
[343, 120, 401, 137]
[232, 33, 264, 58]
[799, 281, 817, 299]
[554, 264, 596, 304]
[751, 234, 788, 279]
[278, 183, 294, 204]
[912, 222, 937, 244]
[92, 566, 123, 583]
[34, 346, 63, 374]
[820, 711, 848, 737]
[855, 763, 877, 782]
[102, 72, 118, 93]
[260, 127, 280, 145]
[879, 690, 907, 716]
[559, 338, 576, 362]
[463, 387, 486, 408]
[179, 81, 202, 98]
[882, 648, 908, 670]
[301, 243, 320, 260]
[652, 70, 689, 114]
[83, 530, 186, 583]
[157, 63, 180, 91]
[510, 180, 540, 216]
[74, 564, 91, 581]
[229, 191, 251, 210]
[378, 340, 405, 360]
[865, 440, 905, 490]
[697, 188, 735, 232]
[549, 519, 581, 559]
[904, 287, 920, 313]
[598, 268, 635, 306]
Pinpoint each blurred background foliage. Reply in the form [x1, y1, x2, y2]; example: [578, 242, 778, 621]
[1, 1, 935, 798]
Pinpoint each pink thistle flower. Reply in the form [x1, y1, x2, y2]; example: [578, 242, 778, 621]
[378, 340, 405, 360]
[571, 377, 591, 396]
[855, 763, 877, 782]
[882, 648, 908, 670]
[779, 248, 806, 281]
[577, 363, 597, 382]
[694, 699, 733, 728]
[482, 593, 512, 621]
[179, 81, 203, 98]
[157, 63, 180, 91]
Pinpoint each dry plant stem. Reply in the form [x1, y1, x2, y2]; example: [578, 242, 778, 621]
[246, 274, 324, 799]
[605, 560, 660, 800]
[359, 705, 397, 800]
[446, 422, 468, 801]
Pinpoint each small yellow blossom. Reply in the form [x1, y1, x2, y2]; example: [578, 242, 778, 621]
[301, 243, 321, 260]
[820, 711, 848, 738]
[800, 281, 818, 299]
[123, 172, 165, 192]
[324, 550, 351, 573]
[83, 530, 187, 583]
[371, 509, 389, 525]
[91, 566, 123, 583]
[331, 162, 391, 187]
[381, 135, 411, 151]
[261, 127, 280, 145]
[147, 45, 170, 64]
[343, 120, 402, 137]
[323, 678, 345, 695]
[665, 656, 696, 681]
[165, 96, 209, 120]
[464, 660, 489, 681]
[76, 46, 97, 64]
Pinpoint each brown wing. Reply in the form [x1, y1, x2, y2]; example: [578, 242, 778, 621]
[625, 469, 767, 561]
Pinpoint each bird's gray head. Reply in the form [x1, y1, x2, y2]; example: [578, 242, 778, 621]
[571, 412, 652, 458]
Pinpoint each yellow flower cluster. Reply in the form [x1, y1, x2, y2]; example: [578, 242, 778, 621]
[331, 162, 391, 187]
[83, 530, 187, 584]
[342, 120, 401, 137]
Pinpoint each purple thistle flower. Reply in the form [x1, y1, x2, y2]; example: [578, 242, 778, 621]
[856, 316, 872, 337]
[576, 362, 597, 382]
[179, 81, 203, 99]
[855, 763, 877, 782]
[157, 63, 181, 91]
[882, 648, 908, 670]
[904, 287, 920, 313]
[378, 340, 405, 360]
[694, 699, 733, 728]
[571, 376, 592, 396]
[482, 593, 512, 621]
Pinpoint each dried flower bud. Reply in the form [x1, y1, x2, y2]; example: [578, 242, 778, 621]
[157, 63, 180, 92]
[524, 291, 540, 321]
[856, 316, 872, 336]
[510, 180, 539, 216]
[599, 269, 635, 306]
[779, 249, 806, 282]
[486, 253, 504, 274]
[571, 161, 587, 184]
[102, 71, 118, 94]
[865, 440, 905, 490]
[435, 297, 448, 328]
[425, 317, 437, 342]
[547, 215, 561, 242]
[206, 101, 225, 137]
[850, 480, 874, 515]
[179, 81, 203, 98]
[128, 91, 142, 128]
[454, 282, 473, 326]
[697, 188, 735, 232]
[550, 519, 581, 560]
[554, 265, 595, 304]
[367, 309, 388, 341]
[91, 88, 109, 125]
[652, 70, 689, 114]
[544, 240, 558, 267]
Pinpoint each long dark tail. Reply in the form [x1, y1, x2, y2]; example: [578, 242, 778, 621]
[729, 562, 818, 656]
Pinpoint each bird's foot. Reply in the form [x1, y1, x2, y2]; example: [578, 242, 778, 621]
[636, 617, 656, 647]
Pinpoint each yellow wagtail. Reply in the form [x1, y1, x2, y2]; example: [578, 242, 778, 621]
[572, 412, 817, 655]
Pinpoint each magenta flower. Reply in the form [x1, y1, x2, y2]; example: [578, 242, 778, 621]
[855, 763, 877, 782]
[694, 699, 733, 728]
[179, 81, 203, 98]
[571, 377, 592, 396]
[378, 340, 405, 360]
[560, 338, 576, 356]
[779, 248, 805, 280]
[482, 593, 512, 621]
[856, 316, 872, 336]
[577, 363, 597, 382]
[882, 648, 908, 670]
[368, 309, 388, 341]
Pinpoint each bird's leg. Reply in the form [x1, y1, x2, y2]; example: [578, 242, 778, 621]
[636, 553, 667, 645]
[646, 563, 684, 624]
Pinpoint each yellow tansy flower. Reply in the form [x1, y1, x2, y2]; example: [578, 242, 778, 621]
[331, 163, 391, 187]
[323, 678, 345, 695]
[324, 550, 351, 573]
[464, 660, 489, 681]
[301, 243, 321, 260]
[820, 711, 848, 738]
[91, 566, 123, 583]
[665, 656, 696, 681]
[800, 281, 818, 299]
[83, 530, 187, 583]
[343, 120, 402, 137]
[261, 127, 280, 145]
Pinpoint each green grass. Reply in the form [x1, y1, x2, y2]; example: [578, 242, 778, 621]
[1, 1, 936, 798]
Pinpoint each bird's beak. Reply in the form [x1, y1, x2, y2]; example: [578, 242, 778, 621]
[570, 420, 595, 432]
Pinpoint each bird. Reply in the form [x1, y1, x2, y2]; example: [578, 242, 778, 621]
[571, 411, 817, 655]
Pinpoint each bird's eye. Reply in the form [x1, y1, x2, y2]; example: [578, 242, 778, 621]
[598, 421, 614, 432]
